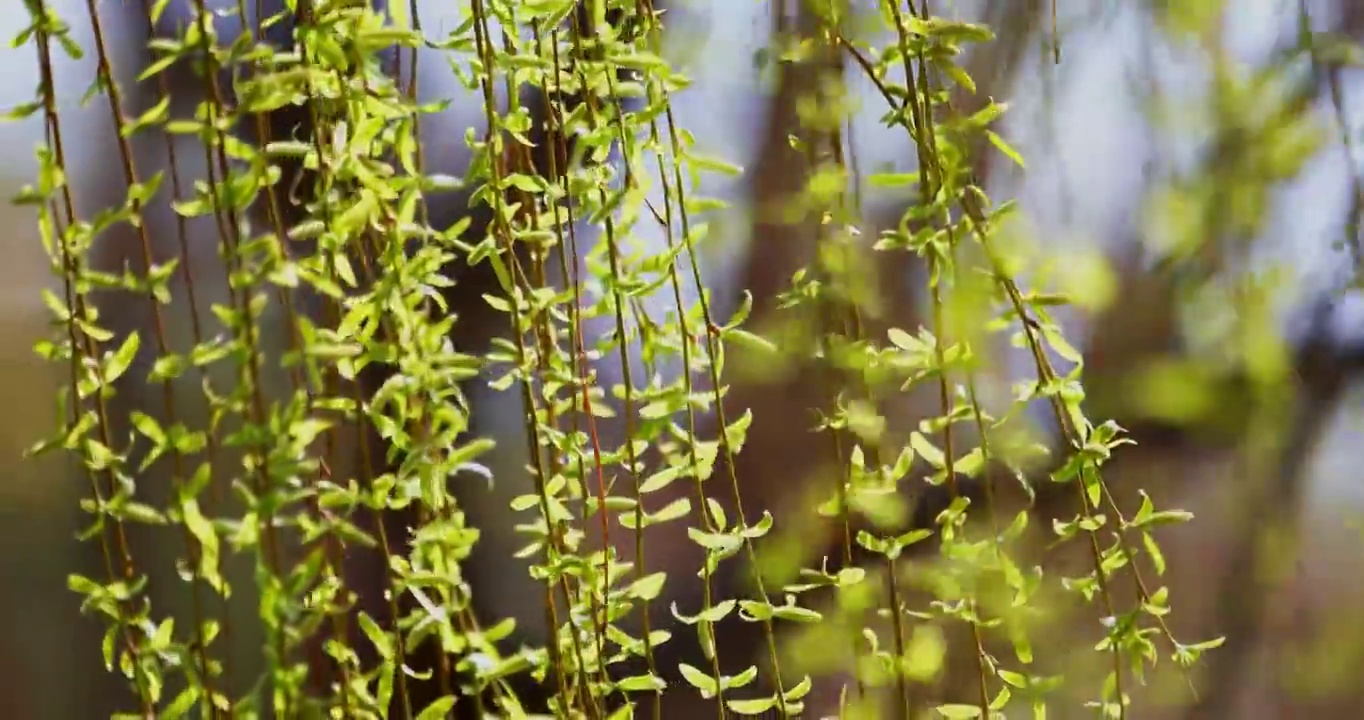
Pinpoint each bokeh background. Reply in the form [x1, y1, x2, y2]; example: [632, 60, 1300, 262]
[2, 0, 1363, 716]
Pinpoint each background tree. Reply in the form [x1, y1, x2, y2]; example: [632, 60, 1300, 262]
[3, 0, 1364, 718]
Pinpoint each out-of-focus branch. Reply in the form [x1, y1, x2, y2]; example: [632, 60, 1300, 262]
[1302, 0, 1364, 283]
[635, 2, 846, 714]
[737, 2, 843, 320]
[864, 0, 1047, 266]
[1184, 300, 1362, 719]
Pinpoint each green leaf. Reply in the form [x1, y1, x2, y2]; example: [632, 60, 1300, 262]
[630, 572, 667, 601]
[910, 432, 945, 469]
[121, 502, 167, 525]
[357, 612, 392, 660]
[617, 674, 667, 692]
[723, 328, 779, 358]
[687, 153, 743, 176]
[645, 497, 691, 526]
[678, 663, 718, 697]
[868, 172, 920, 188]
[448, 437, 496, 471]
[161, 687, 198, 720]
[105, 332, 140, 384]
[986, 129, 1025, 168]
[415, 696, 456, 720]
[726, 695, 778, 715]
[782, 675, 813, 701]
[182, 499, 223, 592]
[738, 600, 773, 621]
[771, 605, 822, 623]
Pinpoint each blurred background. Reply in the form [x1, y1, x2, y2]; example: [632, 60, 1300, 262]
[2, 0, 1363, 717]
